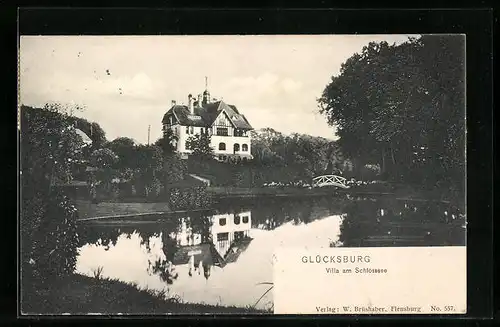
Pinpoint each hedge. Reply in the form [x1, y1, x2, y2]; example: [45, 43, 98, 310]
[167, 185, 213, 211]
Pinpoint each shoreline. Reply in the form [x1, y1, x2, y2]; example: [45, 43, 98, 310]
[76, 186, 464, 222]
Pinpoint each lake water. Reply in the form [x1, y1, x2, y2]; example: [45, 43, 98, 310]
[75, 195, 466, 312]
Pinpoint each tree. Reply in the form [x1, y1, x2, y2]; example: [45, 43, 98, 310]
[318, 35, 465, 187]
[68, 116, 107, 149]
[154, 129, 178, 155]
[21, 104, 86, 190]
[20, 104, 84, 286]
[89, 148, 119, 193]
[106, 137, 137, 169]
[186, 133, 214, 161]
[162, 153, 187, 187]
[133, 145, 164, 197]
[249, 128, 347, 181]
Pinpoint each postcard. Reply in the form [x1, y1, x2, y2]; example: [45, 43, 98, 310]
[19, 34, 466, 315]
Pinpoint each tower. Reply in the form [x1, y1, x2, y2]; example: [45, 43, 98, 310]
[202, 76, 210, 106]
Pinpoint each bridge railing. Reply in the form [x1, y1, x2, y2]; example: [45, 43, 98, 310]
[311, 175, 348, 188]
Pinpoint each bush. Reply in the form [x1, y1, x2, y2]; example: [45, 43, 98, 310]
[21, 186, 80, 284]
[167, 185, 213, 211]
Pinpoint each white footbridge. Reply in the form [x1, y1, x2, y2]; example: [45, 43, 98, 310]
[312, 175, 349, 189]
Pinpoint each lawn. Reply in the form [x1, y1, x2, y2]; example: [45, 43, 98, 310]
[21, 274, 269, 315]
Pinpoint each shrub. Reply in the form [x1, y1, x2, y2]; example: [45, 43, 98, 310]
[167, 185, 213, 211]
[21, 186, 79, 284]
[358, 164, 381, 181]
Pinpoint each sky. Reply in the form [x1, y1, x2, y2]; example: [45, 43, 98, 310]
[19, 35, 418, 144]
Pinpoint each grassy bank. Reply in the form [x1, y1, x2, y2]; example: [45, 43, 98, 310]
[74, 200, 172, 219]
[207, 186, 337, 198]
[21, 274, 268, 315]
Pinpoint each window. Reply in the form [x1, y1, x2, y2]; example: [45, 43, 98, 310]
[190, 126, 194, 134]
[233, 143, 240, 152]
[186, 126, 189, 134]
[217, 232, 229, 241]
[234, 231, 244, 240]
[219, 155, 224, 161]
[234, 129, 243, 137]
[219, 142, 226, 150]
[234, 215, 241, 225]
[242, 216, 249, 224]
[217, 127, 228, 136]
[242, 144, 248, 152]
[219, 218, 226, 226]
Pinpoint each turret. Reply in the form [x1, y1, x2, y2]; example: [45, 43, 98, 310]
[202, 76, 211, 106]
[188, 94, 194, 114]
[202, 89, 210, 106]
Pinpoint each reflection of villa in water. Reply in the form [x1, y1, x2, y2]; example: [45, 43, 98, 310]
[171, 211, 252, 279]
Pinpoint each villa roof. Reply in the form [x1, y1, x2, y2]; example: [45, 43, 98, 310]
[172, 243, 224, 266]
[171, 238, 253, 268]
[162, 100, 253, 130]
[219, 237, 253, 267]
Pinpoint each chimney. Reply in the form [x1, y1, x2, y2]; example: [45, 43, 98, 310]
[188, 94, 194, 114]
[171, 100, 176, 106]
[198, 94, 202, 106]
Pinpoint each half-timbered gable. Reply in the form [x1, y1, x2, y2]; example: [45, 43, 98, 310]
[162, 88, 254, 161]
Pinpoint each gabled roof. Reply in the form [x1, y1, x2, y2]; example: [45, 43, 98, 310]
[219, 237, 253, 267]
[171, 237, 253, 268]
[172, 243, 224, 266]
[162, 100, 253, 130]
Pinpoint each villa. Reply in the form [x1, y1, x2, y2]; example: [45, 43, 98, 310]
[171, 211, 253, 279]
[162, 84, 254, 162]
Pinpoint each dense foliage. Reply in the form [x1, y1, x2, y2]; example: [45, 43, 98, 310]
[21, 105, 83, 283]
[186, 128, 350, 187]
[318, 35, 465, 189]
[250, 128, 349, 179]
[99, 137, 170, 199]
[167, 186, 213, 211]
[338, 199, 466, 247]
[186, 133, 214, 161]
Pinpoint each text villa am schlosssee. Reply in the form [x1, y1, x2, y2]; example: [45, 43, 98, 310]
[301, 255, 388, 274]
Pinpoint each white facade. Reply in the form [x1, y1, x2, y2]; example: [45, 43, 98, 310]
[164, 120, 252, 161]
[172, 211, 252, 258]
[210, 211, 252, 257]
[162, 99, 253, 161]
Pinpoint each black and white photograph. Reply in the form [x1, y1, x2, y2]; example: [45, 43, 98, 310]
[19, 34, 466, 315]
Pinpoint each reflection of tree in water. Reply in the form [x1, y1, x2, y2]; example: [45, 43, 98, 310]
[188, 212, 213, 244]
[236, 196, 346, 230]
[145, 228, 180, 285]
[148, 258, 178, 284]
[77, 225, 122, 250]
[81, 219, 183, 285]
[337, 199, 466, 247]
